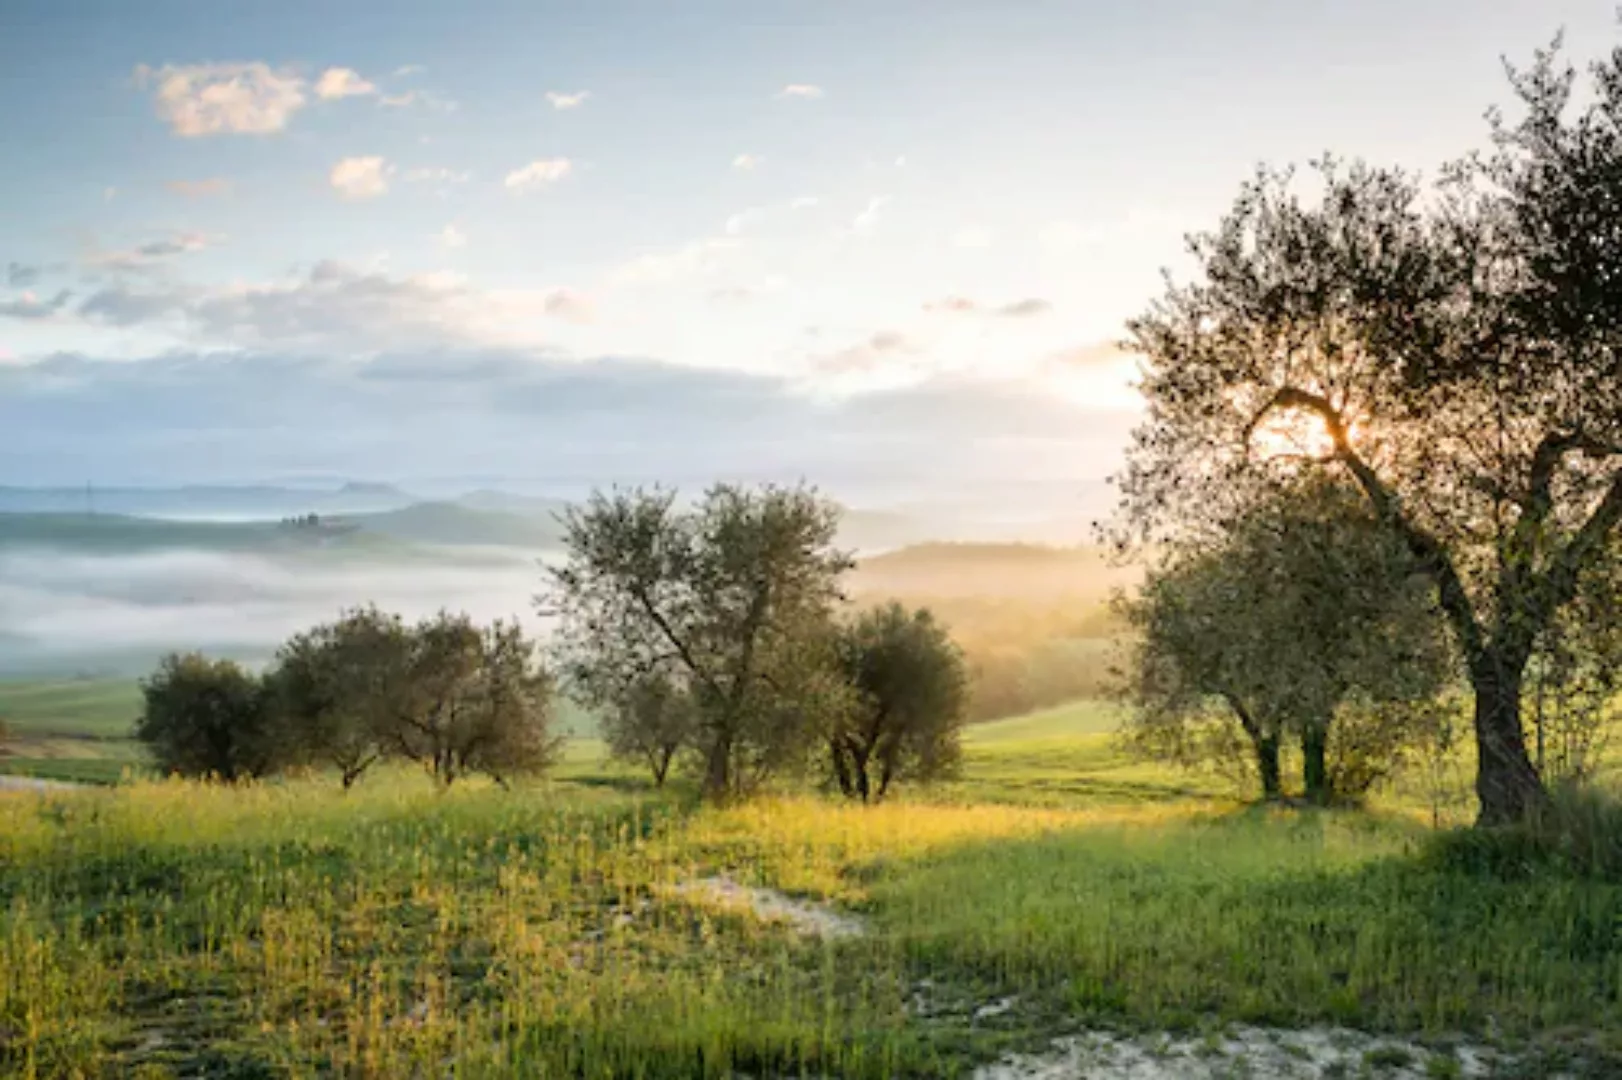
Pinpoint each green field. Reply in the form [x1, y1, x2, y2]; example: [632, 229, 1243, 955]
[2, 689, 1620, 1077]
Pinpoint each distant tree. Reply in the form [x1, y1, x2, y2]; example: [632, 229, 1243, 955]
[382, 612, 562, 787]
[1111, 37, 1622, 824]
[1525, 540, 1622, 785]
[828, 603, 969, 802]
[264, 606, 410, 789]
[135, 653, 279, 781]
[595, 671, 698, 787]
[545, 483, 853, 801]
[1117, 478, 1451, 803]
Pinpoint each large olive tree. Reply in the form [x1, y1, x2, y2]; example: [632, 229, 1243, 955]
[544, 483, 852, 801]
[1113, 36, 1622, 825]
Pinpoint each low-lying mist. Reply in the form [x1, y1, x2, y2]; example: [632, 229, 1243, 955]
[0, 546, 554, 677]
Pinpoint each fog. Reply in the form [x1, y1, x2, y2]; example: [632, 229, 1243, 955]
[0, 547, 556, 677]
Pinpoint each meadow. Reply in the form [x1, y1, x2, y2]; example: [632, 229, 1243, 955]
[2, 701, 1620, 1078]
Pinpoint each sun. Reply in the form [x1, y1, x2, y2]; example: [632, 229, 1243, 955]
[1247, 406, 1341, 462]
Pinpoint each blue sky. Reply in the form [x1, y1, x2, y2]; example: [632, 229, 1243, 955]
[1, 0, 1617, 502]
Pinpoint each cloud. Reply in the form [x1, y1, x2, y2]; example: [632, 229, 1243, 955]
[166, 178, 232, 198]
[504, 159, 572, 192]
[0, 351, 1132, 508]
[379, 90, 457, 112]
[732, 153, 763, 171]
[313, 67, 377, 100]
[813, 330, 916, 375]
[69, 260, 587, 352]
[440, 224, 467, 249]
[924, 296, 1052, 318]
[777, 83, 825, 99]
[545, 90, 589, 110]
[790, 196, 820, 209]
[1049, 342, 1133, 369]
[724, 207, 767, 236]
[608, 238, 741, 287]
[7, 263, 46, 288]
[404, 166, 471, 184]
[133, 61, 308, 136]
[541, 289, 594, 324]
[330, 156, 391, 199]
[0, 290, 72, 320]
[103, 187, 118, 203]
[394, 64, 425, 77]
[90, 232, 218, 273]
[851, 196, 889, 234]
[951, 225, 998, 249]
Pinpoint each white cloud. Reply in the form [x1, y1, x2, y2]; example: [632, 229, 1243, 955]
[546, 90, 590, 110]
[732, 153, 763, 171]
[329, 156, 392, 199]
[394, 64, 425, 77]
[133, 61, 308, 136]
[813, 330, 918, 375]
[951, 225, 998, 249]
[440, 224, 467, 249]
[380, 92, 418, 108]
[71, 260, 590, 352]
[541, 288, 594, 324]
[924, 295, 1052, 318]
[314, 67, 377, 100]
[166, 178, 231, 198]
[609, 238, 741, 288]
[404, 166, 472, 184]
[778, 83, 825, 99]
[851, 196, 889, 234]
[504, 159, 572, 192]
[103, 187, 118, 203]
[724, 208, 767, 236]
[895, 155, 907, 168]
[91, 231, 219, 273]
[790, 196, 820, 210]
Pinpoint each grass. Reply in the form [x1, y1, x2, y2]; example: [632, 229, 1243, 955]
[2, 691, 1620, 1076]
[0, 680, 141, 740]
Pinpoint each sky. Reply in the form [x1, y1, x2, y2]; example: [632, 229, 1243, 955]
[1, 0, 1617, 507]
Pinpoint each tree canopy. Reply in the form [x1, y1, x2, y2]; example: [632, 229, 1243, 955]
[1112, 37, 1622, 825]
[1119, 478, 1451, 802]
[545, 483, 853, 801]
[828, 602, 969, 802]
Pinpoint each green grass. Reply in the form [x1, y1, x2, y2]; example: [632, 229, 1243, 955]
[2, 690, 1620, 1076]
[0, 679, 141, 740]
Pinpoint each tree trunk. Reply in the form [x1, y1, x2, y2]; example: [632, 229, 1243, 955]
[830, 741, 855, 797]
[1301, 724, 1329, 805]
[1470, 652, 1547, 827]
[704, 734, 731, 801]
[652, 748, 671, 788]
[852, 745, 872, 804]
[1255, 732, 1282, 801]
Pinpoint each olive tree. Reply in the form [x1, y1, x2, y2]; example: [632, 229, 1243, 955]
[600, 672, 698, 787]
[544, 483, 852, 801]
[135, 653, 279, 781]
[828, 602, 969, 802]
[1112, 36, 1622, 824]
[383, 612, 562, 787]
[1117, 478, 1450, 803]
[264, 605, 409, 789]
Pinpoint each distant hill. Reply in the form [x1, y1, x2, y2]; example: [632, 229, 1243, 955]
[850, 542, 1141, 602]
[347, 502, 564, 548]
[0, 483, 417, 520]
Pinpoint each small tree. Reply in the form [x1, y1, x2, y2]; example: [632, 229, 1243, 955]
[1117, 478, 1450, 803]
[598, 672, 698, 787]
[135, 653, 278, 781]
[265, 605, 409, 789]
[383, 612, 561, 787]
[545, 483, 853, 801]
[829, 603, 968, 802]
